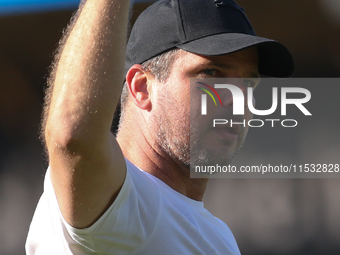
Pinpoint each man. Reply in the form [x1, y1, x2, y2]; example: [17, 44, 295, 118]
[26, 0, 293, 254]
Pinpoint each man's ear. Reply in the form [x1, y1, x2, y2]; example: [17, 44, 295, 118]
[126, 64, 153, 111]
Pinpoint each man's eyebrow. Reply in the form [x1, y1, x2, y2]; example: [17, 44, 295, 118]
[207, 62, 260, 78]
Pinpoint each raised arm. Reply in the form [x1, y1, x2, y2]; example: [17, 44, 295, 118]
[44, 0, 129, 228]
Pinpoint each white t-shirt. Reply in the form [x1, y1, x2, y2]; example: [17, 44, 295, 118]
[26, 159, 241, 255]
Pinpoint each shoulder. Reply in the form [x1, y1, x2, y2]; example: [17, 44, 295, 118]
[26, 161, 162, 254]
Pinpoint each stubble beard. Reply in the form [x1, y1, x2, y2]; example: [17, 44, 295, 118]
[155, 107, 191, 168]
[190, 122, 246, 168]
[154, 101, 248, 170]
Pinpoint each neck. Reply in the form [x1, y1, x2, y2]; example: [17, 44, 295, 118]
[116, 120, 209, 201]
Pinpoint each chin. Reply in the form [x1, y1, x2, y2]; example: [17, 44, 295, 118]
[190, 146, 237, 167]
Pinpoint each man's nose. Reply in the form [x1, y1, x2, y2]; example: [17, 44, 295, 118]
[217, 79, 248, 112]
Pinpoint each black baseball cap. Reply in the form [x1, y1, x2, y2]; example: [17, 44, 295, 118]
[125, 0, 294, 78]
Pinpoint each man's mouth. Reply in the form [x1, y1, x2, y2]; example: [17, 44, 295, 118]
[214, 125, 240, 142]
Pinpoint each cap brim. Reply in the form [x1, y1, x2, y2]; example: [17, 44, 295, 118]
[177, 33, 294, 78]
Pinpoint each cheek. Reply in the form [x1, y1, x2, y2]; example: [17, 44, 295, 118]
[174, 78, 191, 112]
[245, 97, 255, 121]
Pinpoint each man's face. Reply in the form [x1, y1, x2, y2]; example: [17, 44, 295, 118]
[151, 47, 259, 169]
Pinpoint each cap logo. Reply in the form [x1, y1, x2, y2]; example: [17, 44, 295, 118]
[213, 0, 228, 7]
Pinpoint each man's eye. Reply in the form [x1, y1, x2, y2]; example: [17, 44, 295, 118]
[203, 69, 217, 76]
